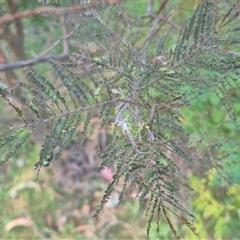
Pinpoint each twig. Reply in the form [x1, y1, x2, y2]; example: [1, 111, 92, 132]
[9, 98, 140, 130]
[218, 0, 240, 28]
[0, 23, 78, 72]
[0, 3, 106, 26]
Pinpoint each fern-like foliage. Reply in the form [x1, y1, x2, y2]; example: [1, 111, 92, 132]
[1, 0, 240, 238]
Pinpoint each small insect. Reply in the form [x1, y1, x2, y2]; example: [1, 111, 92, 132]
[42, 152, 54, 167]
[0, 82, 7, 96]
[92, 57, 109, 67]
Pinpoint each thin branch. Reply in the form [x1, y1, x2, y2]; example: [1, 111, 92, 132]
[9, 98, 141, 130]
[144, 15, 163, 48]
[143, 10, 177, 49]
[60, 16, 69, 55]
[0, 54, 67, 72]
[0, 3, 108, 26]
[123, 0, 168, 28]
[218, 0, 240, 28]
[0, 23, 78, 72]
[146, 0, 154, 15]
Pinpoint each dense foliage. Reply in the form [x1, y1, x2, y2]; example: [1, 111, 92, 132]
[0, 0, 240, 238]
